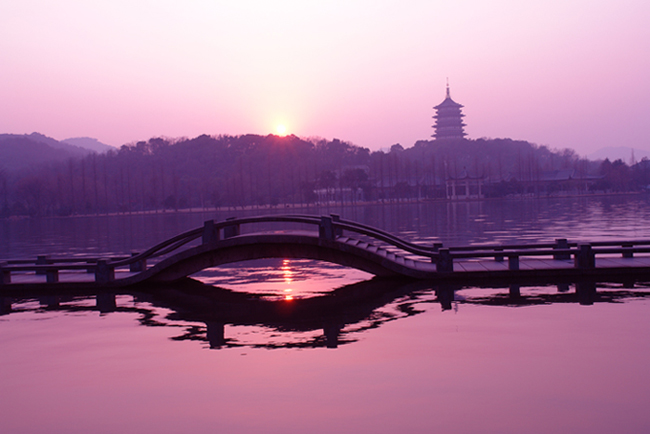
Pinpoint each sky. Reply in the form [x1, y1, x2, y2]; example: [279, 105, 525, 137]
[1, 0, 649, 156]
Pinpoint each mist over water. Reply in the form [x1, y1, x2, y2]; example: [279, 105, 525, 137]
[2, 195, 650, 433]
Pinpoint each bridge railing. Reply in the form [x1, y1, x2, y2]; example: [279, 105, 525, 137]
[4, 214, 650, 285]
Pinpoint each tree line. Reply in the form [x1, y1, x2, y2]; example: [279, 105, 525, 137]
[1, 133, 647, 217]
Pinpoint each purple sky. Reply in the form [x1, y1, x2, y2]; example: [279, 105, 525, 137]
[1, 1, 648, 156]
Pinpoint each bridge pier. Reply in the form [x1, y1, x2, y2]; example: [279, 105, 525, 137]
[437, 249, 453, 273]
[0, 296, 12, 315]
[436, 286, 454, 310]
[324, 323, 341, 349]
[576, 281, 596, 305]
[206, 322, 225, 349]
[0, 261, 10, 285]
[40, 296, 60, 308]
[96, 293, 117, 313]
[95, 259, 115, 284]
[509, 284, 521, 298]
[574, 244, 595, 269]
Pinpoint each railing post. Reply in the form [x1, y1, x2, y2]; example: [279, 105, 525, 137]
[554, 239, 570, 260]
[202, 220, 220, 244]
[508, 254, 519, 271]
[46, 268, 59, 283]
[437, 248, 453, 273]
[330, 214, 343, 236]
[319, 216, 334, 241]
[574, 244, 595, 269]
[433, 243, 443, 252]
[224, 217, 240, 239]
[622, 242, 633, 258]
[494, 247, 504, 262]
[129, 252, 147, 272]
[0, 261, 10, 285]
[36, 255, 48, 275]
[95, 259, 115, 284]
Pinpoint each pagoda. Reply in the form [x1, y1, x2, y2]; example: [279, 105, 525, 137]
[432, 83, 466, 140]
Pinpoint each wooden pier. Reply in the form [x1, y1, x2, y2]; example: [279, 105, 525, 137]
[2, 214, 650, 292]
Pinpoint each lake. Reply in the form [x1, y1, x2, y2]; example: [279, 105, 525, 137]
[2, 196, 650, 433]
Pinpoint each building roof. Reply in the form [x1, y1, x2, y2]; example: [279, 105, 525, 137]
[434, 85, 464, 110]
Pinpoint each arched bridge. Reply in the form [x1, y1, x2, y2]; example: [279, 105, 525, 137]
[4, 214, 650, 290]
[116, 214, 442, 284]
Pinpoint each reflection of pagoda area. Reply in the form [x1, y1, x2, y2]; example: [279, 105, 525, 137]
[1, 278, 648, 349]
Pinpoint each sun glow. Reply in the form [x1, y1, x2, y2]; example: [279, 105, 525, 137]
[276, 124, 287, 136]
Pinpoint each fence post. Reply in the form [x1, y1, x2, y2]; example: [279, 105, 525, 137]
[319, 216, 334, 241]
[437, 249, 453, 273]
[224, 217, 240, 239]
[554, 238, 570, 260]
[0, 261, 10, 285]
[330, 214, 343, 236]
[574, 244, 595, 269]
[36, 255, 48, 275]
[202, 220, 220, 244]
[95, 259, 115, 284]
[622, 242, 633, 258]
[433, 243, 443, 252]
[508, 254, 519, 271]
[495, 247, 504, 262]
[45, 268, 59, 283]
[129, 252, 147, 272]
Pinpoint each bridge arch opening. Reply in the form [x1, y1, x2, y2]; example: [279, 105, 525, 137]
[188, 258, 373, 298]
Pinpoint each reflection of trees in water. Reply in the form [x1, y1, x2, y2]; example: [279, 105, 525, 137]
[2, 278, 650, 350]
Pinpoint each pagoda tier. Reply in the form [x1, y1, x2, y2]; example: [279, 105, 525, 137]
[432, 84, 467, 140]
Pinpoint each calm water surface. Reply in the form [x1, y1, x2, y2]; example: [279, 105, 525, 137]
[2, 196, 650, 433]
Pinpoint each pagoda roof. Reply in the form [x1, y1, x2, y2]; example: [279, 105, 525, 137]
[434, 96, 464, 110]
[434, 84, 464, 109]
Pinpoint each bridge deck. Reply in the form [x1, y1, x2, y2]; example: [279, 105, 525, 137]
[4, 213, 650, 292]
[7, 270, 139, 285]
[4, 256, 650, 288]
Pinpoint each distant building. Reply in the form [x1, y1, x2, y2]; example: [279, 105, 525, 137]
[432, 83, 467, 140]
[446, 169, 484, 200]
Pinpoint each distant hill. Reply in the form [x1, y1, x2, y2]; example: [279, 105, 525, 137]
[21, 132, 90, 158]
[62, 137, 115, 153]
[586, 146, 650, 163]
[0, 133, 92, 172]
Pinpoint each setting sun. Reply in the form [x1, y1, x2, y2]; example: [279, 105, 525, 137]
[276, 124, 287, 136]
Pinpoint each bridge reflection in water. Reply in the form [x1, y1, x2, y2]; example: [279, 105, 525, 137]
[2, 276, 648, 350]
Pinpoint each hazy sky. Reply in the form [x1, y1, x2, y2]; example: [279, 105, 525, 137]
[1, 0, 648, 155]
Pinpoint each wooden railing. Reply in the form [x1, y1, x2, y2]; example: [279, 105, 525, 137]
[3, 214, 650, 285]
